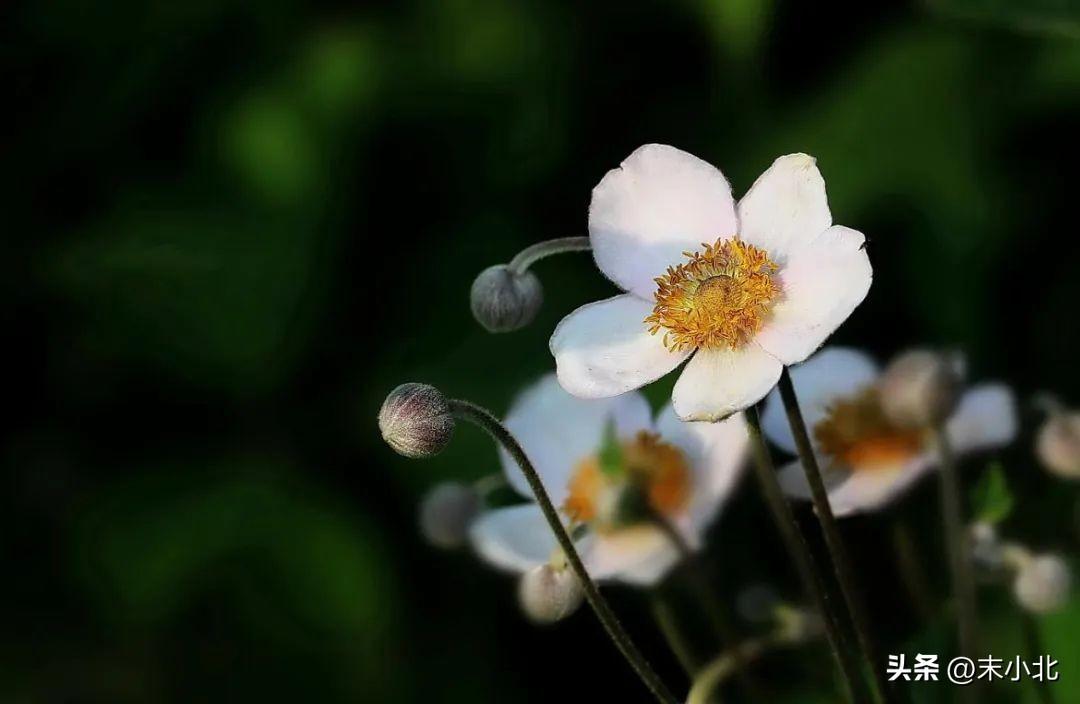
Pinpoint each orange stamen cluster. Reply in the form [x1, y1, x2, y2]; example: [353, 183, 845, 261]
[813, 387, 925, 471]
[645, 238, 780, 352]
[563, 431, 691, 527]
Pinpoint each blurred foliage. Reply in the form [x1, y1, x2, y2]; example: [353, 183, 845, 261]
[3, 0, 1080, 702]
[972, 463, 1015, 525]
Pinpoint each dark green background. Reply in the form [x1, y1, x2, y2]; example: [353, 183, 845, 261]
[4, 0, 1080, 702]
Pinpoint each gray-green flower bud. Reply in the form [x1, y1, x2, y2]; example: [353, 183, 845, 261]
[378, 383, 455, 459]
[879, 349, 962, 429]
[517, 562, 584, 624]
[1013, 553, 1071, 615]
[1036, 410, 1080, 479]
[419, 481, 480, 549]
[470, 264, 543, 333]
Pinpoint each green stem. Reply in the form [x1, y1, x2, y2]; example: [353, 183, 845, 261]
[449, 399, 680, 704]
[1021, 613, 1055, 704]
[777, 368, 892, 704]
[745, 405, 863, 704]
[650, 512, 761, 699]
[891, 517, 934, 622]
[650, 594, 701, 677]
[508, 236, 591, 274]
[935, 425, 980, 703]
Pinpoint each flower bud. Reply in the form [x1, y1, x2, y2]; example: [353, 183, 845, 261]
[970, 521, 1003, 569]
[1036, 410, 1080, 479]
[878, 349, 962, 429]
[378, 383, 455, 459]
[517, 563, 584, 624]
[470, 264, 543, 333]
[1013, 553, 1071, 615]
[419, 482, 480, 549]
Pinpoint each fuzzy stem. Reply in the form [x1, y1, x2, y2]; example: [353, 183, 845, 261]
[449, 399, 680, 704]
[934, 427, 980, 671]
[745, 405, 863, 704]
[777, 368, 892, 704]
[508, 236, 591, 274]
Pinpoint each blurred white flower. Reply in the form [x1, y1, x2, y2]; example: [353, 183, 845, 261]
[1013, 553, 1071, 615]
[551, 144, 872, 421]
[469, 374, 748, 586]
[1035, 406, 1080, 479]
[761, 347, 1016, 517]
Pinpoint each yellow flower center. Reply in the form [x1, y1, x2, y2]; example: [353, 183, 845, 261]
[563, 431, 691, 530]
[645, 238, 781, 352]
[813, 387, 926, 471]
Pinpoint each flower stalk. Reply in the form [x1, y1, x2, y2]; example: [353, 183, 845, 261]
[447, 398, 680, 704]
[507, 235, 591, 274]
[777, 368, 892, 704]
[935, 424, 980, 666]
[745, 405, 862, 704]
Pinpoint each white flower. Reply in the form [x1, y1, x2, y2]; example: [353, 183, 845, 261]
[469, 373, 748, 586]
[550, 144, 872, 421]
[761, 347, 1017, 517]
[1013, 553, 1071, 615]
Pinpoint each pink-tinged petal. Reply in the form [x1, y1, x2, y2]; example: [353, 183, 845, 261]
[736, 153, 832, 263]
[581, 525, 680, 586]
[777, 456, 933, 517]
[756, 226, 873, 365]
[500, 373, 653, 505]
[551, 294, 690, 399]
[590, 144, 738, 299]
[761, 347, 879, 455]
[946, 384, 1017, 454]
[672, 344, 782, 421]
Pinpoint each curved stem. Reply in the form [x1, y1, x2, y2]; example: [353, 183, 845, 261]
[745, 405, 862, 704]
[449, 399, 680, 704]
[935, 425, 980, 694]
[687, 621, 816, 704]
[650, 513, 761, 699]
[508, 236, 591, 274]
[777, 368, 892, 704]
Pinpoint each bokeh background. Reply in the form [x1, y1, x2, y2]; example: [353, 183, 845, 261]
[5, 0, 1080, 702]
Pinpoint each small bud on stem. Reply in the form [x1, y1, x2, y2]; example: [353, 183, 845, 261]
[378, 383, 455, 458]
[419, 482, 480, 549]
[1036, 406, 1080, 479]
[518, 561, 584, 624]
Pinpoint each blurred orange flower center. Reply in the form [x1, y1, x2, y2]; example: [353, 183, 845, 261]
[563, 431, 691, 529]
[645, 238, 780, 352]
[813, 387, 926, 470]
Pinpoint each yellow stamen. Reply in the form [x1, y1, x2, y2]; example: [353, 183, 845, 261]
[563, 431, 691, 527]
[813, 387, 925, 471]
[645, 238, 781, 352]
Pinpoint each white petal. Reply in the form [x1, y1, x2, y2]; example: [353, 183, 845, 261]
[501, 373, 653, 506]
[761, 346, 879, 455]
[946, 384, 1017, 454]
[672, 345, 782, 421]
[777, 457, 933, 517]
[736, 153, 832, 263]
[582, 525, 680, 586]
[551, 294, 690, 399]
[590, 144, 738, 299]
[656, 404, 749, 533]
[468, 505, 559, 573]
[756, 226, 873, 365]
[827, 457, 935, 517]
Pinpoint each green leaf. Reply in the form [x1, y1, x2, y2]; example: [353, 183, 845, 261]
[971, 462, 1014, 525]
[598, 417, 624, 478]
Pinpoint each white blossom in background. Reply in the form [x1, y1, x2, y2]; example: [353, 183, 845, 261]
[760, 347, 1016, 517]
[469, 373, 748, 586]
